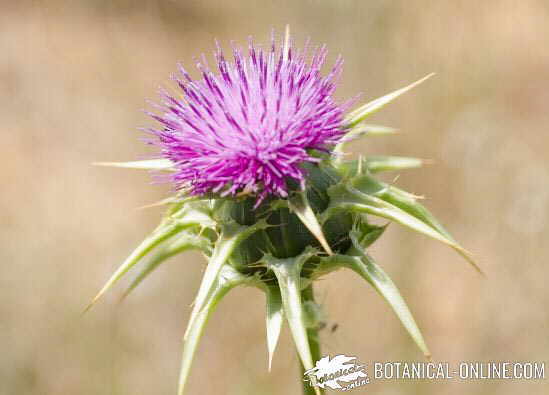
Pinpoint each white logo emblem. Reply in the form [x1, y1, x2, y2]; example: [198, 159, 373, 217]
[304, 354, 370, 391]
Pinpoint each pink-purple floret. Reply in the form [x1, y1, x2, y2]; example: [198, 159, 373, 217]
[147, 34, 348, 205]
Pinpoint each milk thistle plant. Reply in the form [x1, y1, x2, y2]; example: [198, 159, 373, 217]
[90, 28, 479, 395]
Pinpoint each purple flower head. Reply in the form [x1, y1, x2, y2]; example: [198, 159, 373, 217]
[148, 32, 348, 204]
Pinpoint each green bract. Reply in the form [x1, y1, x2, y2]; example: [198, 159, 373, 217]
[91, 75, 479, 395]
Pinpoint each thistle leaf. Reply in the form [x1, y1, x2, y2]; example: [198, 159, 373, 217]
[262, 249, 320, 395]
[289, 192, 333, 255]
[185, 220, 268, 340]
[170, 203, 216, 229]
[93, 158, 175, 170]
[341, 124, 399, 142]
[343, 73, 435, 129]
[84, 223, 182, 312]
[379, 187, 456, 242]
[178, 265, 255, 395]
[364, 156, 424, 173]
[85, 202, 215, 312]
[333, 124, 398, 157]
[354, 219, 388, 248]
[121, 234, 211, 300]
[356, 124, 399, 136]
[264, 284, 284, 371]
[349, 174, 481, 273]
[321, 249, 430, 358]
[325, 183, 479, 272]
[335, 156, 423, 176]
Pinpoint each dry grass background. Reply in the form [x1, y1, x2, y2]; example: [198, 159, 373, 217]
[1, 1, 548, 394]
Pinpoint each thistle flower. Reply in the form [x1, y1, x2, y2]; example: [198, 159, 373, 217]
[148, 33, 347, 204]
[92, 29, 480, 395]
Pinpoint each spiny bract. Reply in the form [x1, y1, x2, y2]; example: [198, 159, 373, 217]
[91, 30, 479, 395]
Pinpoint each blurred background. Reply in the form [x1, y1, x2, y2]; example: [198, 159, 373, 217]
[2, 1, 548, 394]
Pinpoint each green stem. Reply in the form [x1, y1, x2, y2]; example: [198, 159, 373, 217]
[300, 284, 324, 395]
